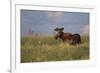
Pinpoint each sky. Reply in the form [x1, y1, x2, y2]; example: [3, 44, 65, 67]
[21, 10, 89, 36]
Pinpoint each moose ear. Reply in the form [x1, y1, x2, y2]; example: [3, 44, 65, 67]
[54, 28, 59, 31]
[60, 27, 64, 31]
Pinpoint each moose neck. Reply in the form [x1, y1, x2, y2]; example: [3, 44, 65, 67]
[59, 31, 64, 38]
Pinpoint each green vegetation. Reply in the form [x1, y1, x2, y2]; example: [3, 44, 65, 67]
[21, 35, 89, 63]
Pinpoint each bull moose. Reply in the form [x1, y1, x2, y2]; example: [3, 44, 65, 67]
[54, 27, 81, 45]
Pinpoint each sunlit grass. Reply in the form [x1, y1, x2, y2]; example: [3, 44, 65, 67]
[21, 35, 89, 63]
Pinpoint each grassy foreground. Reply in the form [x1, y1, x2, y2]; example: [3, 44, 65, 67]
[21, 35, 89, 63]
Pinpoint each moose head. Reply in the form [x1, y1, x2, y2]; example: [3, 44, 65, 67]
[54, 27, 64, 40]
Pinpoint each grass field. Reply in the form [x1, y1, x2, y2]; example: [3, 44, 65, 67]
[21, 35, 89, 63]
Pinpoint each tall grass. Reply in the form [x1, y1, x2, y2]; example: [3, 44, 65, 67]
[21, 35, 89, 63]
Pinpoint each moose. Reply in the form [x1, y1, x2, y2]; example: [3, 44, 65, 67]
[54, 27, 81, 45]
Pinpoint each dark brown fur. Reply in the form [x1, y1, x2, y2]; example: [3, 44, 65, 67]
[71, 34, 81, 45]
[54, 27, 81, 45]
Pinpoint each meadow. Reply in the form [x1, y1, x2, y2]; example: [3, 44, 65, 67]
[21, 35, 89, 63]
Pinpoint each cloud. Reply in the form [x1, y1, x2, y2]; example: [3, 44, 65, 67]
[47, 12, 64, 18]
[82, 25, 89, 35]
[47, 11, 64, 27]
